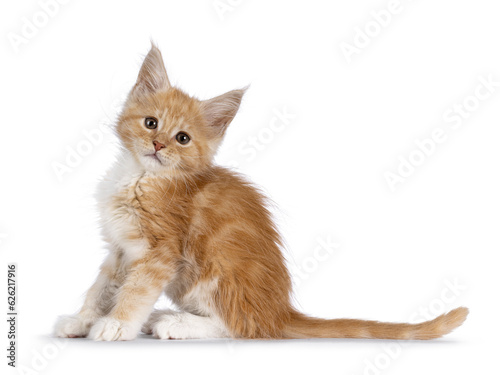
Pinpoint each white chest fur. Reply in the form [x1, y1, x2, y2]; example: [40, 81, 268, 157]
[96, 154, 149, 264]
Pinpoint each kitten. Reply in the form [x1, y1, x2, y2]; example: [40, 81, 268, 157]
[54, 44, 468, 341]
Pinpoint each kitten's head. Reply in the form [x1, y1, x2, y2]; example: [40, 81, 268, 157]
[117, 44, 245, 177]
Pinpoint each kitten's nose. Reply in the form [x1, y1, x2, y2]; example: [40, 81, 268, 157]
[153, 140, 165, 152]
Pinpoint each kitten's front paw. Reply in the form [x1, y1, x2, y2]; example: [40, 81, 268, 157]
[54, 314, 94, 338]
[88, 317, 138, 341]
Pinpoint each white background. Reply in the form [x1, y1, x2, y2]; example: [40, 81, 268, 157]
[1, 0, 499, 374]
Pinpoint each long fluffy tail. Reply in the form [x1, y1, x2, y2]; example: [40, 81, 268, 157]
[284, 307, 469, 340]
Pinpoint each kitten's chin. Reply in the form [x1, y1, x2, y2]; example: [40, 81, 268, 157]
[140, 153, 169, 172]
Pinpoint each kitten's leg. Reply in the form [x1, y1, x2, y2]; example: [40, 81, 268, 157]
[88, 258, 171, 341]
[143, 310, 229, 340]
[54, 252, 124, 338]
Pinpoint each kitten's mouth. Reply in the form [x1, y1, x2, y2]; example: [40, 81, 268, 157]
[145, 153, 163, 164]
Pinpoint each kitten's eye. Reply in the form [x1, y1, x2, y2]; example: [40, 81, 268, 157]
[145, 117, 158, 129]
[176, 132, 190, 145]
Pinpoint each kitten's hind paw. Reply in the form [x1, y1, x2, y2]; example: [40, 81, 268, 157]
[142, 309, 178, 335]
[145, 310, 228, 340]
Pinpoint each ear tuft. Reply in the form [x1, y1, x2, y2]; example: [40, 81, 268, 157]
[131, 43, 171, 96]
[201, 86, 248, 137]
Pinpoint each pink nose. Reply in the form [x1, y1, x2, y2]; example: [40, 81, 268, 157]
[153, 141, 165, 152]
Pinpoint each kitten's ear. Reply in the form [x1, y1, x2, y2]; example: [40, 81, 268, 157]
[131, 43, 171, 97]
[200, 87, 247, 137]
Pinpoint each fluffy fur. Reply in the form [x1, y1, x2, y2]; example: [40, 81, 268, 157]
[54, 44, 468, 341]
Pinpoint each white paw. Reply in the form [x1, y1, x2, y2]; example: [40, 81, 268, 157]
[54, 314, 95, 338]
[144, 310, 228, 339]
[142, 309, 176, 335]
[151, 313, 191, 340]
[88, 317, 138, 341]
